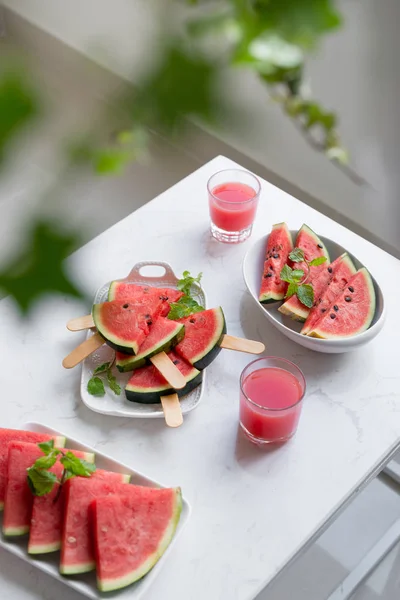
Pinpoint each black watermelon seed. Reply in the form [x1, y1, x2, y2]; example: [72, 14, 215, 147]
[159, 295, 168, 301]
[328, 267, 333, 273]
[264, 273, 272, 278]
[333, 305, 339, 311]
[189, 318, 196, 323]
[345, 296, 351, 302]
[173, 360, 179, 365]
[147, 320, 152, 326]
[269, 265, 274, 270]
[330, 313, 336, 319]
[321, 308, 326, 313]
[123, 303, 129, 309]
[273, 254, 279, 259]
[319, 298, 322, 304]
[317, 244, 323, 249]
[348, 286, 354, 293]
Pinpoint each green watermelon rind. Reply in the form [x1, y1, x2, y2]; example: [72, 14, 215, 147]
[184, 307, 227, 370]
[125, 368, 202, 404]
[308, 268, 376, 339]
[27, 450, 96, 555]
[278, 224, 330, 322]
[259, 223, 294, 304]
[97, 488, 183, 593]
[92, 304, 140, 355]
[116, 322, 185, 373]
[301, 253, 357, 336]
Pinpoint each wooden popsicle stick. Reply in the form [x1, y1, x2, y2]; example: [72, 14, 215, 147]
[67, 315, 95, 331]
[160, 394, 183, 428]
[150, 351, 186, 390]
[220, 334, 265, 355]
[62, 332, 104, 369]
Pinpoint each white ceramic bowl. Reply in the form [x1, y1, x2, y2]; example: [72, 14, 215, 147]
[243, 233, 385, 354]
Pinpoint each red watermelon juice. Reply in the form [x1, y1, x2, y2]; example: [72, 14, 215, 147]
[207, 169, 260, 243]
[239, 358, 306, 444]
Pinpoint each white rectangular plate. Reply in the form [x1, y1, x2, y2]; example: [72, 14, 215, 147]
[0, 422, 191, 599]
[80, 261, 207, 418]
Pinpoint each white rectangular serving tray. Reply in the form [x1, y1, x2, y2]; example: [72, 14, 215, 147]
[80, 261, 207, 418]
[0, 422, 191, 600]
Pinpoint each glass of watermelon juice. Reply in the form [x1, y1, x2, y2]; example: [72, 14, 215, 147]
[207, 169, 261, 243]
[239, 357, 306, 445]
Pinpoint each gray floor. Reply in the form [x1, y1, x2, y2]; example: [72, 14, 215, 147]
[2, 13, 400, 600]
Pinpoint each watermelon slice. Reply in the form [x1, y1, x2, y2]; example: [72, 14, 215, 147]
[60, 470, 131, 575]
[0, 429, 65, 511]
[278, 224, 330, 321]
[28, 449, 95, 554]
[301, 253, 356, 335]
[92, 486, 182, 592]
[92, 300, 161, 355]
[116, 317, 185, 372]
[125, 351, 201, 404]
[174, 307, 226, 370]
[308, 268, 376, 339]
[3, 441, 87, 537]
[108, 282, 183, 318]
[259, 223, 294, 303]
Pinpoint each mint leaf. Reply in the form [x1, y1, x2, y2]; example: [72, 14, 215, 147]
[33, 453, 60, 470]
[27, 468, 59, 497]
[289, 247, 305, 263]
[38, 440, 55, 455]
[285, 282, 298, 298]
[60, 452, 96, 478]
[168, 295, 204, 320]
[107, 370, 121, 395]
[291, 269, 304, 283]
[94, 362, 111, 374]
[297, 284, 314, 308]
[309, 256, 327, 267]
[87, 376, 105, 396]
[177, 271, 203, 296]
[280, 264, 293, 283]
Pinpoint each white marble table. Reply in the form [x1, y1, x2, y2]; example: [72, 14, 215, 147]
[1, 155, 400, 600]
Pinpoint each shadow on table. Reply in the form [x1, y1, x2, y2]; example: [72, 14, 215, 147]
[234, 424, 284, 467]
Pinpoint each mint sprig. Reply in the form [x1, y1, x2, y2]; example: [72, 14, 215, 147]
[280, 247, 328, 308]
[27, 440, 96, 498]
[168, 270, 205, 320]
[87, 359, 121, 397]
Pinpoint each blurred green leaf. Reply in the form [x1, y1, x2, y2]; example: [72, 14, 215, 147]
[133, 44, 220, 132]
[252, 0, 342, 48]
[247, 35, 303, 71]
[0, 71, 38, 164]
[0, 221, 82, 313]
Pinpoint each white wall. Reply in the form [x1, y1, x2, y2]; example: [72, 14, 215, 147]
[2, 0, 400, 252]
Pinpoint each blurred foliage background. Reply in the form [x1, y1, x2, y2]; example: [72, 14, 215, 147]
[0, 0, 356, 314]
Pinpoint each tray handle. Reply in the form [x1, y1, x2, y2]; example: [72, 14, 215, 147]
[124, 261, 179, 284]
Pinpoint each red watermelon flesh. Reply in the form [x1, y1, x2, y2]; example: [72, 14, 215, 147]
[60, 470, 131, 575]
[92, 486, 182, 592]
[108, 282, 183, 317]
[174, 307, 226, 370]
[116, 317, 184, 372]
[0, 429, 65, 511]
[28, 449, 95, 555]
[259, 223, 293, 303]
[308, 268, 376, 339]
[278, 224, 330, 321]
[92, 300, 162, 355]
[302, 253, 356, 335]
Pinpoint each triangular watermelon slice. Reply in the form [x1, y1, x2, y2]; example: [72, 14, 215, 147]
[108, 282, 183, 317]
[92, 486, 182, 592]
[301, 253, 356, 335]
[28, 448, 95, 554]
[0, 429, 65, 511]
[308, 268, 376, 339]
[92, 299, 162, 355]
[60, 470, 131, 575]
[278, 224, 330, 321]
[259, 222, 293, 303]
[116, 317, 185, 372]
[174, 307, 226, 370]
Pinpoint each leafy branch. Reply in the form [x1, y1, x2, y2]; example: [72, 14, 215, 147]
[168, 270, 205, 319]
[280, 247, 327, 307]
[87, 359, 121, 397]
